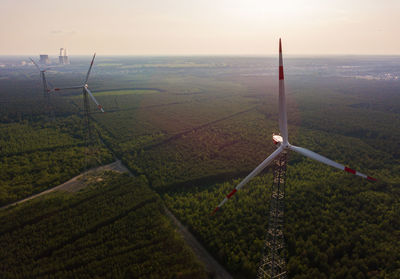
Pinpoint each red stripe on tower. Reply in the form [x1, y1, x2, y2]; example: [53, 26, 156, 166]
[226, 189, 237, 199]
[98, 105, 102, 110]
[279, 38, 282, 54]
[344, 167, 356, 174]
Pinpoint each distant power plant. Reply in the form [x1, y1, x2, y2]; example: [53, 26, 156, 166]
[39, 55, 50, 65]
[37, 49, 70, 65]
[59, 48, 70, 65]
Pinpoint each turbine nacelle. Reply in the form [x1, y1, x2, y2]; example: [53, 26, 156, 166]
[272, 133, 284, 145]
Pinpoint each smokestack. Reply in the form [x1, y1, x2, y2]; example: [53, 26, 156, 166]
[39, 55, 50, 65]
[59, 48, 64, 64]
[64, 48, 69, 64]
[59, 47, 69, 64]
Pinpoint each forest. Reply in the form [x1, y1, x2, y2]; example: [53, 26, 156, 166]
[0, 111, 113, 206]
[0, 56, 399, 278]
[0, 172, 206, 278]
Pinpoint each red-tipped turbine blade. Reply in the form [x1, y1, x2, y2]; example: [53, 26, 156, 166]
[278, 38, 288, 144]
[211, 207, 220, 216]
[85, 87, 105, 113]
[50, 85, 83, 92]
[289, 144, 376, 181]
[279, 39, 284, 81]
[211, 146, 283, 215]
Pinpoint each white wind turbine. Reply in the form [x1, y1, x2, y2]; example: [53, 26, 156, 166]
[29, 58, 52, 98]
[52, 53, 105, 113]
[50, 53, 105, 169]
[212, 39, 376, 215]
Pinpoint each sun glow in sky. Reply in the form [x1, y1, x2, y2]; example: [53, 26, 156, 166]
[0, 0, 399, 55]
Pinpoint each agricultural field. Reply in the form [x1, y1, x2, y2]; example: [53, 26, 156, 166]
[0, 55, 399, 278]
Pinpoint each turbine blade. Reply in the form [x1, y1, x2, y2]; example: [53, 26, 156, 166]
[85, 87, 105, 112]
[50, 85, 83, 92]
[84, 53, 96, 85]
[289, 144, 376, 181]
[29, 58, 41, 71]
[212, 146, 284, 215]
[279, 38, 288, 144]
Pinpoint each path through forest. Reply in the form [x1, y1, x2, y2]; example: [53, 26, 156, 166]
[0, 160, 128, 210]
[1, 160, 233, 279]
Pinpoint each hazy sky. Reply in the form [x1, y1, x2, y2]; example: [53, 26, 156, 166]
[1, 0, 399, 55]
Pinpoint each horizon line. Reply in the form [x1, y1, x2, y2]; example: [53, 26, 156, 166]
[1, 53, 400, 57]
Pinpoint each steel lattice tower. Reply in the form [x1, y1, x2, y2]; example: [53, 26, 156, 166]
[257, 151, 287, 279]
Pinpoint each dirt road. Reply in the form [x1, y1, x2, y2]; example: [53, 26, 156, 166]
[121, 162, 233, 279]
[0, 160, 128, 210]
[165, 208, 233, 279]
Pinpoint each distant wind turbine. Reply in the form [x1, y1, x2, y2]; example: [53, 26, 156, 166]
[29, 58, 51, 98]
[52, 53, 105, 113]
[50, 53, 105, 170]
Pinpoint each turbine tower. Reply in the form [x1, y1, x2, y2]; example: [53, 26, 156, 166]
[212, 39, 376, 278]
